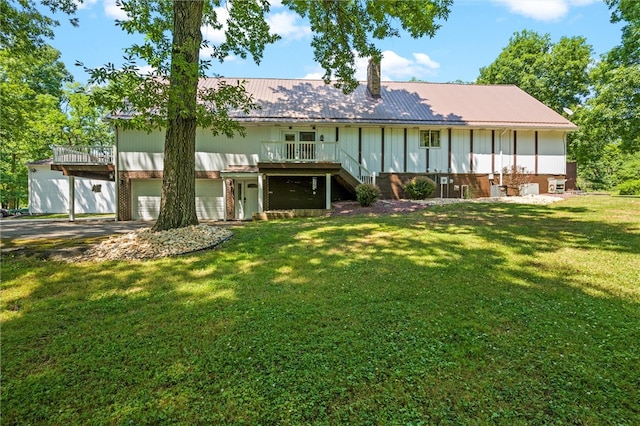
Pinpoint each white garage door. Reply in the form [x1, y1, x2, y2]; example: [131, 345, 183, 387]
[131, 179, 224, 220]
[131, 179, 161, 220]
[195, 179, 224, 220]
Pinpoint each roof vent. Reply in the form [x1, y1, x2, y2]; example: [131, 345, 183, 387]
[367, 58, 381, 98]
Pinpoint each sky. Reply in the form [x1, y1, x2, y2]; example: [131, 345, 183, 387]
[48, 0, 624, 85]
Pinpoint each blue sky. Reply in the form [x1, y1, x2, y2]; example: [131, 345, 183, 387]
[49, 0, 623, 84]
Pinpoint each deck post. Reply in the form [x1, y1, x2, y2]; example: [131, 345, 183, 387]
[68, 175, 75, 222]
[325, 173, 331, 210]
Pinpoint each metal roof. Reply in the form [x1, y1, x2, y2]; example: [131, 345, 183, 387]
[113, 78, 578, 130]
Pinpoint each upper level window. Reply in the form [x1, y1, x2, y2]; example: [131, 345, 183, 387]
[420, 130, 441, 148]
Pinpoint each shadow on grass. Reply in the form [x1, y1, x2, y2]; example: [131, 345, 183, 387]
[1, 196, 639, 424]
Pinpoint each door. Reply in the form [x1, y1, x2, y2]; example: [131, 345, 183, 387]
[235, 179, 259, 220]
[283, 130, 316, 161]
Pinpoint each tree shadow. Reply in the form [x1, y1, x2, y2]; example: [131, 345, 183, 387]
[232, 80, 465, 125]
[2, 197, 639, 424]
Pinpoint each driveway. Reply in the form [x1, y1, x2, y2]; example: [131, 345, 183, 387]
[0, 218, 152, 240]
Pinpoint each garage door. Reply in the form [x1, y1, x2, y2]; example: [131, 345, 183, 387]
[131, 179, 224, 220]
[195, 179, 224, 220]
[131, 179, 161, 220]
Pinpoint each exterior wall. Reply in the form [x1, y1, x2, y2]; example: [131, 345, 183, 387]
[378, 171, 568, 200]
[116, 124, 569, 217]
[117, 170, 221, 221]
[28, 164, 115, 214]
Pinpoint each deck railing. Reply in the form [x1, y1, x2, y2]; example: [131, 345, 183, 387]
[52, 145, 114, 165]
[339, 149, 376, 185]
[261, 141, 339, 163]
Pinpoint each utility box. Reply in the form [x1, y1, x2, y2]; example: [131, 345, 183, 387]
[547, 178, 567, 194]
[491, 184, 507, 197]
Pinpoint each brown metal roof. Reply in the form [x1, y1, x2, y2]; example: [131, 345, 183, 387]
[200, 78, 576, 130]
[111, 78, 577, 130]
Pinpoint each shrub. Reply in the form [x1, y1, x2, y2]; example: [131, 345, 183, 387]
[355, 183, 381, 207]
[502, 165, 533, 196]
[617, 179, 640, 195]
[403, 176, 436, 200]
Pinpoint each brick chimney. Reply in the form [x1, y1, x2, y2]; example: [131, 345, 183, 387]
[367, 58, 381, 98]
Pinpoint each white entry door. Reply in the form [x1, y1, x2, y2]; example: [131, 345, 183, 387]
[235, 179, 259, 220]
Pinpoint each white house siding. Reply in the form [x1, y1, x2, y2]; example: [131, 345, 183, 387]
[516, 130, 536, 174]
[427, 129, 448, 173]
[28, 165, 115, 214]
[119, 128, 262, 172]
[338, 127, 361, 165]
[538, 131, 566, 174]
[385, 127, 404, 173]
[450, 129, 471, 174]
[361, 127, 382, 173]
[131, 178, 224, 220]
[406, 128, 425, 173]
[473, 130, 493, 174]
[495, 130, 515, 171]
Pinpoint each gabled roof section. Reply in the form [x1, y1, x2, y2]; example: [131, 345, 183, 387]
[111, 78, 578, 130]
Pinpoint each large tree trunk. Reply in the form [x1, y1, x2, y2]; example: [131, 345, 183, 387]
[153, 0, 204, 231]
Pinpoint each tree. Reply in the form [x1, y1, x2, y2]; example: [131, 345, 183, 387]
[568, 0, 639, 183]
[0, 0, 79, 54]
[0, 45, 71, 208]
[89, 0, 452, 231]
[477, 30, 592, 113]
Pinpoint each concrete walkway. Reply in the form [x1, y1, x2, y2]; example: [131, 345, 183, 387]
[0, 217, 152, 240]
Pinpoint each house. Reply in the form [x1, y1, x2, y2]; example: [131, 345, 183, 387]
[28, 159, 115, 215]
[57, 60, 576, 221]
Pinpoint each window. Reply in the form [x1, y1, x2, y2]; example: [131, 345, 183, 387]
[420, 130, 441, 148]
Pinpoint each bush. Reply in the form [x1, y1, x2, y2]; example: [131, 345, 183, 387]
[403, 176, 436, 200]
[502, 165, 533, 196]
[617, 179, 640, 195]
[355, 183, 381, 207]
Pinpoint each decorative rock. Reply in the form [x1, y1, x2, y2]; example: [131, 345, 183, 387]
[68, 225, 233, 262]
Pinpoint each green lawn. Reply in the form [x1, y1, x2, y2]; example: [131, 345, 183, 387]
[2, 196, 639, 425]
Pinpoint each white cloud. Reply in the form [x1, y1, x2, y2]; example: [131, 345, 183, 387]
[494, 0, 597, 22]
[104, 0, 128, 20]
[301, 50, 440, 82]
[267, 11, 311, 41]
[379, 50, 440, 81]
[76, 0, 98, 10]
[201, 7, 230, 45]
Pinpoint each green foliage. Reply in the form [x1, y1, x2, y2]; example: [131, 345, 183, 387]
[477, 30, 592, 113]
[617, 180, 640, 195]
[0, 0, 79, 54]
[355, 183, 381, 207]
[284, 0, 452, 93]
[403, 175, 436, 199]
[2, 196, 639, 424]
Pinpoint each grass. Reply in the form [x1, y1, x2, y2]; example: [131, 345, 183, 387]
[2, 195, 639, 425]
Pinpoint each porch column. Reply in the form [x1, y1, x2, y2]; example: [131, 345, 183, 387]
[258, 173, 264, 213]
[68, 175, 75, 222]
[325, 173, 331, 210]
[222, 179, 227, 221]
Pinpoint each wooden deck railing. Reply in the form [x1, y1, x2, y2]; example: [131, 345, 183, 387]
[260, 140, 339, 163]
[52, 145, 114, 165]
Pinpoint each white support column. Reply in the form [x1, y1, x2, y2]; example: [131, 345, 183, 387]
[258, 173, 264, 213]
[68, 175, 75, 222]
[222, 179, 227, 221]
[325, 173, 331, 210]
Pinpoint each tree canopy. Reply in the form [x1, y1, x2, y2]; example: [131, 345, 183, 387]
[477, 30, 592, 114]
[87, 0, 452, 230]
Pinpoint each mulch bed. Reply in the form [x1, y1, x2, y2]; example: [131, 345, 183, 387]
[329, 200, 430, 217]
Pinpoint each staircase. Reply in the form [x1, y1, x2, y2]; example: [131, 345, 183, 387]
[337, 149, 375, 195]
